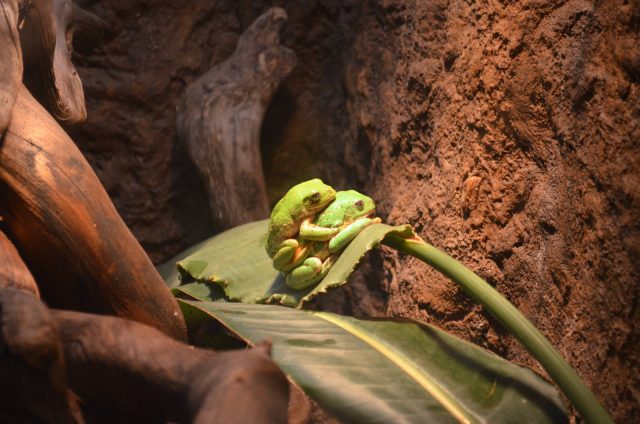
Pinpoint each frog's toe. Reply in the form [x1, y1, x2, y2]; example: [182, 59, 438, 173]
[272, 240, 299, 271]
[278, 244, 311, 272]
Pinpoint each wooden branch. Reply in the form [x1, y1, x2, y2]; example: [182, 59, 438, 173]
[0, 244, 290, 422]
[2, 6, 294, 422]
[288, 382, 312, 424]
[0, 288, 83, 423]
[177, 7, 296, 229]
[0, 0, 22, 136]
[0, 85, 186, 341]
[53, 309, 290, 423]
[0, 229, 39, 296]
[19, 0, 87, 123]
[0, 232, 79, 422]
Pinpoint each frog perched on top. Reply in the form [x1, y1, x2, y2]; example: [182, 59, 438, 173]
[284, 190, 381, 289]
[265, 179, 337, 272]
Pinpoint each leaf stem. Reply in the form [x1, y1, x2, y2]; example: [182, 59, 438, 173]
[383, 236, 612, 424]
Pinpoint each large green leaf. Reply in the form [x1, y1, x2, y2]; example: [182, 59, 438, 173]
[179, 300, 567, 424]
[158, 237, 210, 288]
[160, 219, 414, 308]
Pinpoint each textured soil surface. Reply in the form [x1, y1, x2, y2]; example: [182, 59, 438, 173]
[71, 0, 639, 422]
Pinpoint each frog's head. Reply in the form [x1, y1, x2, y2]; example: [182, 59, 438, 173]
[296, 178, 337, 214]
[315, 190, 376, 227]
[335, 190, 376, 221]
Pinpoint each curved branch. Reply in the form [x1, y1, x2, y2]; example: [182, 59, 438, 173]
[19, 0, 88, 123]
[177, 7, 297, 229]
[0, 288, 82, 423]
[0, 85, 187, 341]
[53, 310, 290, 423]
[0, 229, 39, 296]
[0, 0, 22, 136]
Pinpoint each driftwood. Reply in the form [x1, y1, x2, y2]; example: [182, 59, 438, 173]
[0, 230, 39, 296]
[0, 3, 297, 422]
[177, 7, 296, 229]
[0, 85, 186, 340]
[0, 3, 174, 337]
[0, 285, 291, 423]
[0, 288, 83, 423]
[19, 0, 104, 123]
[0, 0, 22, 136]
[0, 232, 80, 422]
[53, 309, 290, 423]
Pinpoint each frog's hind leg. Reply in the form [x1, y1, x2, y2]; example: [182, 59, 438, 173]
[285, 255, 336, 290]
[273, 239, 309, 272]
[285, 257, 323, 290]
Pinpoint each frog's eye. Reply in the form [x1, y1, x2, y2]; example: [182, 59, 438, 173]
[309, 191, 321, 203]
[355, 200, 364, 210]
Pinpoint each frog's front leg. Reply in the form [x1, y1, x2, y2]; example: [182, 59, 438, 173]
[272, 239, 310, 272]
[299, 218, 340, 241]
[328, 217, 382, 253]
[285, 255, 335, 290]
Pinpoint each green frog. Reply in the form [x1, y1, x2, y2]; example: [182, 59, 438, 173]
[285, 190, 381, 289]
[265, 179, 337, 272]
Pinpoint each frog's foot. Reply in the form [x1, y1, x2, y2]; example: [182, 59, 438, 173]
[272, 239, 310, 272]
[299, 218, 340, 241]
[328, 217, 382, 253]
[285, 256, 331, 290]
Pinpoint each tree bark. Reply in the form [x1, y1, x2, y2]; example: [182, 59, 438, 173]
[177, 7, 296, 230]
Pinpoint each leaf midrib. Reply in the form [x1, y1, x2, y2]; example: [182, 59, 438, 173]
[313, 312, 479, 424]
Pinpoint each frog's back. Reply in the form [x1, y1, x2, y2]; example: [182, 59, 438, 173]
[265, 193, 304, 256]
[267, 198, 304, 255]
